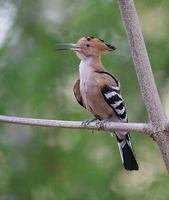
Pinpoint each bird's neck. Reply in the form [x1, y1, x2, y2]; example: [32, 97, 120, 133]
[79, 56, 103, 78]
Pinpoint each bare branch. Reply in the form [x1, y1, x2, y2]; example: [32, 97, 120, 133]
[118, 0, 167, 132]
[0, 114, 151, 135]
[118, 0, 169, 172]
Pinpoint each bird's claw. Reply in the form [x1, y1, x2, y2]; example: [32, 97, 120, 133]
[96, 119, 109, 130]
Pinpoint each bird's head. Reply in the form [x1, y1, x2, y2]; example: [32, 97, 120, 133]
[57, 36, 116, 60]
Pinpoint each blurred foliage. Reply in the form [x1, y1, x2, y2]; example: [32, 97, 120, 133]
[0, 0, 169, 199]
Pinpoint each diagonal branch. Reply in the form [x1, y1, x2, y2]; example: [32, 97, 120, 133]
[0, 115, 152, 135]
[118, 0, 169, 172]
[118, 0, 167, 131]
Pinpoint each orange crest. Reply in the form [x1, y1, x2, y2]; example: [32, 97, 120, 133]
[77, 36, 116, 53]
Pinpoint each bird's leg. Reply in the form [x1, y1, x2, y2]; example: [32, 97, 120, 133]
[81, 118, 100, 127]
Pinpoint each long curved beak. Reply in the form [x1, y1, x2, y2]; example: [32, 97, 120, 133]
[56, 43, 81, 51]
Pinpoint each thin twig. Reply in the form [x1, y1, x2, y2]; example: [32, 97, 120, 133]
[0, 115, 152, 135]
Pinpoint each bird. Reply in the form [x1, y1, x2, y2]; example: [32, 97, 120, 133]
[58, 36, 139, 170]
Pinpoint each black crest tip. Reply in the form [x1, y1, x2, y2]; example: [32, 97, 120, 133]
[99, 38, 105, 43]
[106, 43, 116, 51]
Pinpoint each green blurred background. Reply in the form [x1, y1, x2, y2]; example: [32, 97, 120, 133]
[0, 0, 169, 199]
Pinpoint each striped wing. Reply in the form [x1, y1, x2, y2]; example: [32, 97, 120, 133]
[97, 71, 138, 170]
[102, 84, 128, 122]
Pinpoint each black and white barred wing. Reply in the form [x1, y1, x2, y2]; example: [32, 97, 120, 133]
[102, 85, 128, 122]
[102, 84, 139, 170]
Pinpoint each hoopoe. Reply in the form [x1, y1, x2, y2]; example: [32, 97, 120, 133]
[58, 36, 139, 170]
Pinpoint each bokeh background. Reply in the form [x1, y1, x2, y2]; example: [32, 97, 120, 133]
[0, 0, 169, 199]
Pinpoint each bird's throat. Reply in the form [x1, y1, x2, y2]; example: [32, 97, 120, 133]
[79, 56, 103, 78]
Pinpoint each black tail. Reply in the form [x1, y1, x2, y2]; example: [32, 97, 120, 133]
[116, 133, 139, 171]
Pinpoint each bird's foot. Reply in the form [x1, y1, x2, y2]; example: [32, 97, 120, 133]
[96, 119, 110, 130]
[81, 118, 99, 127]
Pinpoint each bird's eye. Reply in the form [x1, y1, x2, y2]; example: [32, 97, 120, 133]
[86, 44, 90, 47]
